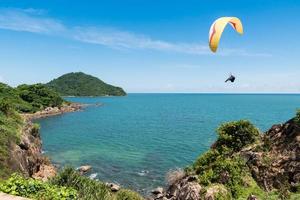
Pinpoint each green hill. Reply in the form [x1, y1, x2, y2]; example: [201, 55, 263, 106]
[46, 72, 126, 96]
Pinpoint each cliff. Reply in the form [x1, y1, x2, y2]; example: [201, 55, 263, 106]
[151, 118, 300, 200]
[5, 103, 82, 181]
[8, 119, 56, 181]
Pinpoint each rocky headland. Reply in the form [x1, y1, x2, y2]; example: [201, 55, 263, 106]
[8, 103, 83, 182]
[150, 118, 300, 200]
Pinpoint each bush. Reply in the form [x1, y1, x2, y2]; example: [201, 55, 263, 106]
[51, 167, 144, 200]
[215, 120, 260, 153]
[51, 167, 112, 200]
[0, 173, 77, 200]
[294, 110, 300, 125]
[0, 98, 14, 116]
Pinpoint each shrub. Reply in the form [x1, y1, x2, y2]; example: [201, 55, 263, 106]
[193, 149, 221, 174]
[0, 98, 14, 116]
[215, 120, 260, 153]
[51, 167, 112, 200]
[0, 173, 77, 200]
[294, 109, 300, 125]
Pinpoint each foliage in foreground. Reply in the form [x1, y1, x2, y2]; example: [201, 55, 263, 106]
[0, 169, 144, 200]
[51, 167, 144, 200]
[0, 173, 77, 200]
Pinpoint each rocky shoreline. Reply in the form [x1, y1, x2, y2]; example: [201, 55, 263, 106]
[9, 103, 84, 181]
[21, 102, 83, 120]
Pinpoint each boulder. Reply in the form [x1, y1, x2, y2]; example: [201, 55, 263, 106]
[105, 182, 120, 192]
[77, 165, 92, 174]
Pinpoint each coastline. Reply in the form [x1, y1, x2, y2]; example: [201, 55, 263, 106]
[15, 102, 85, 181]
[21, 102, 84, 120]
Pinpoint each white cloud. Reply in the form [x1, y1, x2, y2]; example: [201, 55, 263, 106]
[72, 27, 210, 55]
[0, 8, 65, 34]
[0, 8, 270, 57]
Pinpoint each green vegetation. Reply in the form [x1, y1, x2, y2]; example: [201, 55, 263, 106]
[294, 109, 300, 125]
[0, 99, 23, 178]
[0, 168, 143, 200]
[0, 173, 77, 200]
[0, 82, 65, 113]
[46, 72, 126, 96]
[51, 167, 143, 200]
[215, 120, 260, 153]
[16, 84, 64, 112]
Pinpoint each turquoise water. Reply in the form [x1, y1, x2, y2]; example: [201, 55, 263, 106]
[37, 94, 300, 193]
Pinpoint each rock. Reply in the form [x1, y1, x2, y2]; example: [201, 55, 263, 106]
[32, 164, 56, 181]
[152, 187, 164, 195]
[247, 194, 258, 200]
[77, 165, 92, 174]
[177, 182, 201, 200]
[105, 182, 120, 192]
[164, 175, 201, 200]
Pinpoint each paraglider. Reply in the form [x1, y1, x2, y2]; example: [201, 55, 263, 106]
[225, 74, 236, 83]
[208, 17, 243, 53]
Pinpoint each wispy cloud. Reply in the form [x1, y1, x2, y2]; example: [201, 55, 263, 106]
[73, 27, 210, 54]
[0, 8, 270, 57]
[0, 8, 65, 34]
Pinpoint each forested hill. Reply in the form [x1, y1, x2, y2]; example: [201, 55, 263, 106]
[46, 72, 126, 96]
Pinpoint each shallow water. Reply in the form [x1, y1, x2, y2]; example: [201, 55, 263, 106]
[37, 94, 300, 193]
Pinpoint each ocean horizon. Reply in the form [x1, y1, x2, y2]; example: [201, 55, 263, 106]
[36, 93, 300, 194]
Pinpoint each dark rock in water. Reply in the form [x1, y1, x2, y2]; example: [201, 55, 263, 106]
[77, 165, 92, 174]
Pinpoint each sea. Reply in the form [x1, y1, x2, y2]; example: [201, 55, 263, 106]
[36, 94, 300, 194]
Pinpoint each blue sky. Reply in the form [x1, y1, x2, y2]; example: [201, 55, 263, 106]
[0, 0, 300, 93]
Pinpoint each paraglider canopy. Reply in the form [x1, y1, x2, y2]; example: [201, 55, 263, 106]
[209, 17, 243, 52]
[225, 74, 236, 83]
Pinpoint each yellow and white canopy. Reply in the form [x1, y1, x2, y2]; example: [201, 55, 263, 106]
[209, 17, 243, 53]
